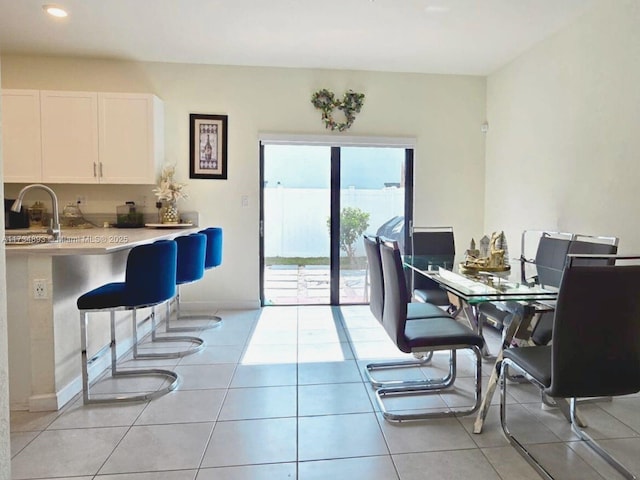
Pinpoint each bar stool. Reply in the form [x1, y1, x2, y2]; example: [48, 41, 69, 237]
[166, 227, 223, 331]
[77, 240, 180, 404]
[134, 237, 206, 359]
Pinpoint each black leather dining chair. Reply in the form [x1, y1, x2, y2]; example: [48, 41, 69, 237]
[362, 234, 457, 389]
[375, 238, 484, 421]
[481, 231, 618, 343]
[410, 226, 455, 308]
[500, 254, 640, 480]
[526, 232, 618, 346]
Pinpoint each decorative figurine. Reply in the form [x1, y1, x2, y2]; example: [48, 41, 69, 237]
[460, 231, 510, 273]
[479, 235, 490, 258]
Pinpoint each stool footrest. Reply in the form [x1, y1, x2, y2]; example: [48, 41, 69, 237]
[169, 293, 223, 332]
[135, 335, 205, 359]
[84, 368, 179, 404]
[166, 314, 222, 332]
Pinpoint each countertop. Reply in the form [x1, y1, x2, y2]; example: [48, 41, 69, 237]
[4, 226, 201, 255]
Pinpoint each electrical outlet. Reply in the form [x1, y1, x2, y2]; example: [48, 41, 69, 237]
[241, 195, 249, 208]
[33, 279, 48, 299]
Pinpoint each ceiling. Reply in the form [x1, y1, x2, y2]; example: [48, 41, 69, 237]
[0, 0, 597, 76]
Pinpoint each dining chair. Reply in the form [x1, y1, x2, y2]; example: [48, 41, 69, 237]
[410, 226, 455, 309]
[500, 254, 640, 480]
[476, 231, 571, 334]
[526, 232, 618, 346]
[375, 238, 484, 421]
[362, 234, 457, 389]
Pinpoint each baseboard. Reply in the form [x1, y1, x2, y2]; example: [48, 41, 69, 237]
[28, 393, 60, 412]
[23, 315, 155, 412]
[10, 400, 29, 411]
[20, 304, 256, 412]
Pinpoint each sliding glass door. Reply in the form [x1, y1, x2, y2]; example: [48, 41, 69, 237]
[338, 147, 409, 304]
[260, 141, 413, 306]
[261, 145, 332, 305]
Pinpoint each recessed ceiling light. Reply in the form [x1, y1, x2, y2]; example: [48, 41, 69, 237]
[43, 5, 68, 18]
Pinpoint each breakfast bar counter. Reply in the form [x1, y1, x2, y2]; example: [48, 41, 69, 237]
[5, 226, 200, 255]
[5, 226, 201, 411]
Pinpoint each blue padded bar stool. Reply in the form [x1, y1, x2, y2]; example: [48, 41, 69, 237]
[133, 237, 206, 359]
[77, 240, 180, 404]
[165, 233, 212, 333]
[166, 227, 223, 331]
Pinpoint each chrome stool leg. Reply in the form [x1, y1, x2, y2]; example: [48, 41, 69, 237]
[164, 285, 222, 332]
[132, 305, 205, 359]
[81, 309, 179, 404]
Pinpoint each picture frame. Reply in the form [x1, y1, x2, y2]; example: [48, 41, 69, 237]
[189, 113, 228, 179]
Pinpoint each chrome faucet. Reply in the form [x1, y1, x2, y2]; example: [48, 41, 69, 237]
[11, 184, 61, 241]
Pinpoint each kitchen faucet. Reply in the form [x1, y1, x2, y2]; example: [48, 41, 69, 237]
[11, 184, 61, 241]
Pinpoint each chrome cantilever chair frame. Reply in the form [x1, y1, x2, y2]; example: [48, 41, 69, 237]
[132, 304, 205, 359]
[80, 305, 179, 404]
[166, 227, 223, 332]
[363, 234, 458, 390]
[500, 254, 640, 480]
[375, 238, 484, 422]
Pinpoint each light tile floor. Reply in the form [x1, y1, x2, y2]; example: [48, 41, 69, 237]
[10, 305, 640, 479]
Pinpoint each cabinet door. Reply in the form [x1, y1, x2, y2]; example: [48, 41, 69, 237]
[98, 93, 164, 184]
[1, 89, 43, 182]
[41, 91, 99, 183]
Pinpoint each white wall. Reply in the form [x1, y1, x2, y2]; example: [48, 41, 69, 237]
[485, 0, 640, 254]
[1, 56, 487, 307]
[0, 56, 12, 480]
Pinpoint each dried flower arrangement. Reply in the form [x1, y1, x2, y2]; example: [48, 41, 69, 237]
[152, 164, 188, 204]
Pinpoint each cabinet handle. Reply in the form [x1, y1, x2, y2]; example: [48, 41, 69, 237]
[99, 162, 103, 177]
[93, 162, 97, 177]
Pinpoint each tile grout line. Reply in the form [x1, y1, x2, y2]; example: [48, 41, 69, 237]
[194, 311, 257, 475]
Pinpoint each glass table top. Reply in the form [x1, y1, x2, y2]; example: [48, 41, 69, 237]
[404, 256, 558, 303]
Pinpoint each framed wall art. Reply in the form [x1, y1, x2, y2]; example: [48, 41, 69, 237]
[189, 113, 228, 179]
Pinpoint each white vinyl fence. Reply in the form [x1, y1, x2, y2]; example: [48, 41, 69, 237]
[264, 186, 404, 258]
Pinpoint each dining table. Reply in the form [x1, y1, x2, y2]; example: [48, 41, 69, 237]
[403, 257, 562, 433]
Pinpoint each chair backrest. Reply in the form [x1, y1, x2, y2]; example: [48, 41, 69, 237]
[125, 239, 177, 307]
[176, 233, 207, 285]
[548, 255, 640, 398]
[568, 234, 618, 265]
[524, 231, 619, 288]
[379, 239, 410, 352]
[411, 226, 455, 291]
[411, 226, 455, 266]
[200, 227, 223, 269]
[363, 234, 384, 322]
[534, 235, 572, 288]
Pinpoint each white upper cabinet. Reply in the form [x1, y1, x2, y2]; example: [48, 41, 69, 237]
[41, 90, 100, 183]
[2, 89, 164, 184]
[1, 90, 43, 183]
[98, 93, 164, 184]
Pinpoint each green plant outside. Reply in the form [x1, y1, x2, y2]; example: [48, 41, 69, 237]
[327, 207, 370, 267]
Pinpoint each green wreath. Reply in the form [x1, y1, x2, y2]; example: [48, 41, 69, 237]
[311, 89, 365, 132]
